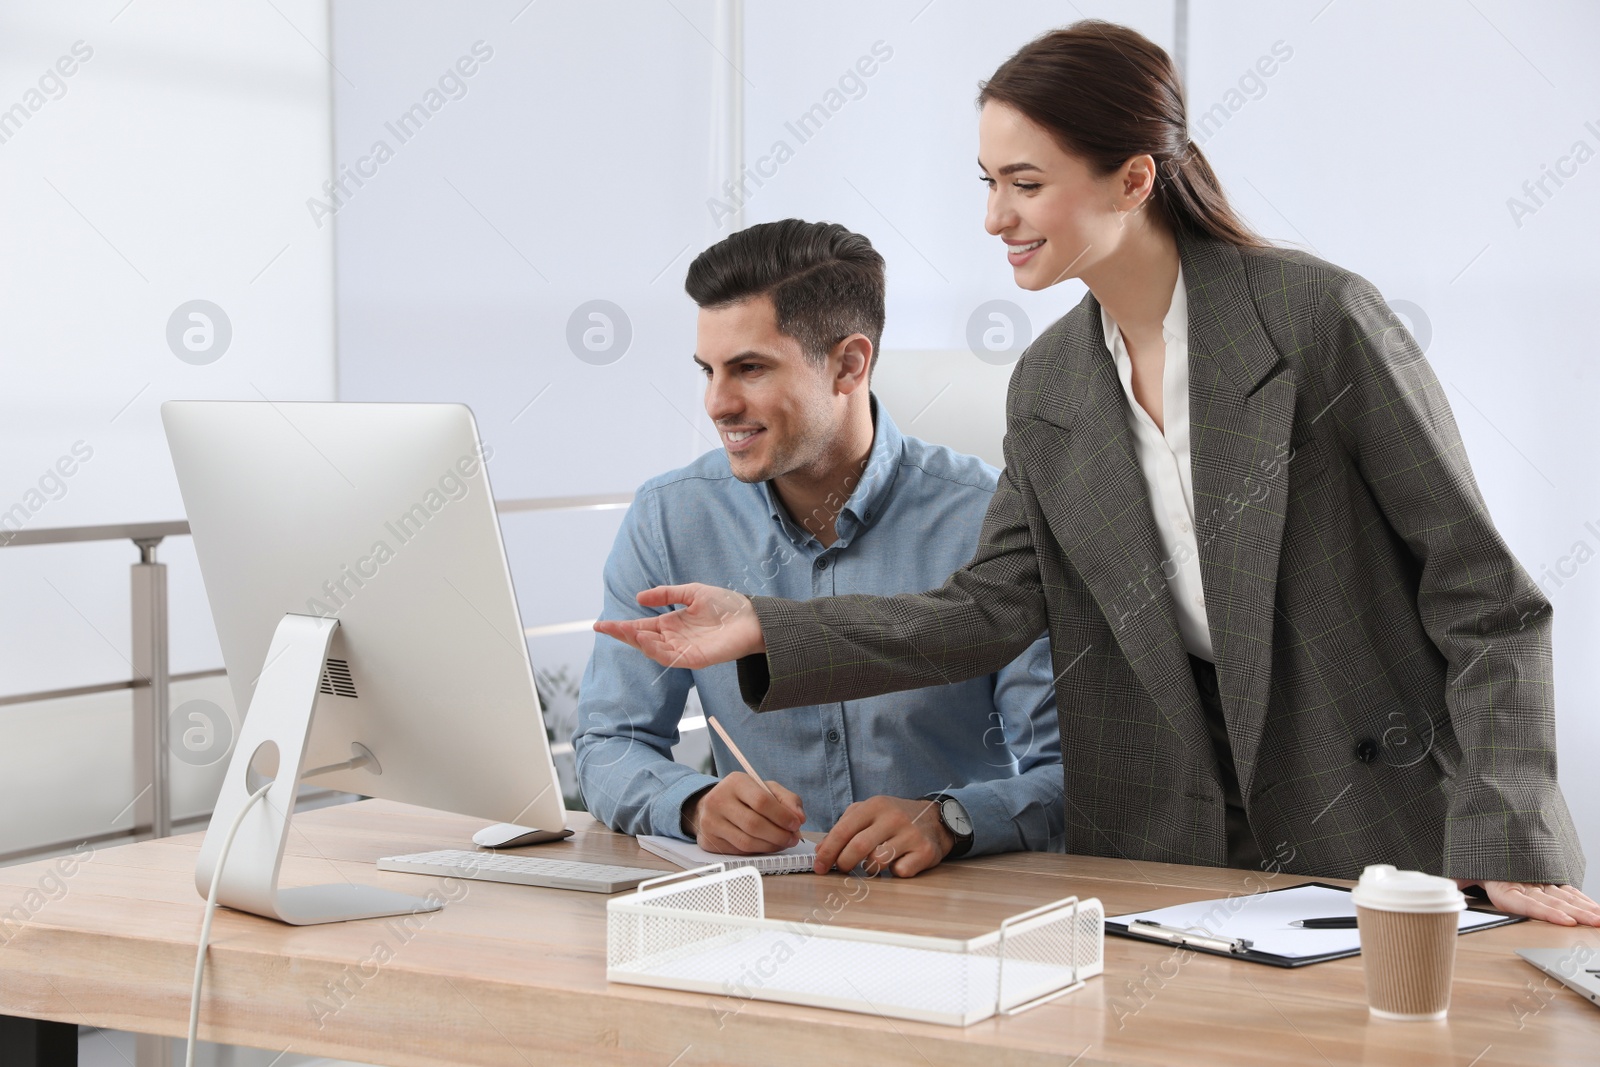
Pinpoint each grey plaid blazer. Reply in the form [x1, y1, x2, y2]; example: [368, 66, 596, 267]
[741, 233, 1584, 884]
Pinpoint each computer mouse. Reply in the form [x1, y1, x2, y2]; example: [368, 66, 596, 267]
[472, 823, 575, 849]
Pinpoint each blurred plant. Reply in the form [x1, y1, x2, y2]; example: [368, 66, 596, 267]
[534, 665, 718, 809]
[534, 665, 586, 811]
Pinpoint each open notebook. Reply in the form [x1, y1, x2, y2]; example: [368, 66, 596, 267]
[638, 835, 817, 875]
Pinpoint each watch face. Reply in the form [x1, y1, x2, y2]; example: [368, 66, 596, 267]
[941, 798, 973, 837]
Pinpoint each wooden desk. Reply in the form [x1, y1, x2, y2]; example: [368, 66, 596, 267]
[0, 800, 1594, 1066]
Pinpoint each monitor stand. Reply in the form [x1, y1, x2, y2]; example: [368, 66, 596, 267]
[194, 613, 442, 925]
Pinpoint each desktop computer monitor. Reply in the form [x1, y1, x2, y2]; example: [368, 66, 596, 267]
[163, 400, 566, 924]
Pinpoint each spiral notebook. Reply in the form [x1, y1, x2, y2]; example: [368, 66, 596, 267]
[638, 835, 817, 875]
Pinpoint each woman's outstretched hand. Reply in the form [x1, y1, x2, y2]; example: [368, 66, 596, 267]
[593, 583, 765, 670]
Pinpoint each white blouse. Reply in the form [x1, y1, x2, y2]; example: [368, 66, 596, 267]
[1099, 265, 1215, 662]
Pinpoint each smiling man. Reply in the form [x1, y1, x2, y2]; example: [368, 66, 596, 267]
[573, 219, 1063, 876]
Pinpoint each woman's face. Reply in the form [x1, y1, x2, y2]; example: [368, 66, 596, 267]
[978, 102, 1147, 291]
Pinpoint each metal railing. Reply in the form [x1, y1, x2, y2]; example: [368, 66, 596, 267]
[0, 493, 632, 861]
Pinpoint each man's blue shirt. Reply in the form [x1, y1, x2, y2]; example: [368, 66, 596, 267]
[573, 399, 1063, 856]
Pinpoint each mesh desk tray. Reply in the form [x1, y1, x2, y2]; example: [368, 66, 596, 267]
[606, 864, 1103, 1027]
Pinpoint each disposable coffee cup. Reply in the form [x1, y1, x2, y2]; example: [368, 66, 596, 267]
[1351, 864, 1465, 1021]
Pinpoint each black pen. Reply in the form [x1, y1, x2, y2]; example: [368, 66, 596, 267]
[1289, 917, 1359, 929]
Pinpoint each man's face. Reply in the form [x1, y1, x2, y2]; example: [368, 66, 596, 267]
[694, 295, 838, 484]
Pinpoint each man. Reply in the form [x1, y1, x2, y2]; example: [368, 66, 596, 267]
[574, 219, 1062, 877]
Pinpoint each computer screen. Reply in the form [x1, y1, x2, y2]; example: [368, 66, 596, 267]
[164, 400, 565, 923]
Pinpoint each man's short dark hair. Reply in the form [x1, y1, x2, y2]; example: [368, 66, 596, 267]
[685, 219, 885, 373]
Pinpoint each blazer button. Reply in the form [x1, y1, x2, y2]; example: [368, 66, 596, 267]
[1355, 738, 1379, 764]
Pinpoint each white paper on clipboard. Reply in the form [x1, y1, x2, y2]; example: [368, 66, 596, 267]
[1110, 883, 1510, 960]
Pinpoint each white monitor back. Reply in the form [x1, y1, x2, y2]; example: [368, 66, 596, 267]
[163, 400, 564, 831]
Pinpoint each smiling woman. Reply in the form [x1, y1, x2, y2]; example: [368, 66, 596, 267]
[599, 19, 1600, 928]
[976, 19, 1266, 284]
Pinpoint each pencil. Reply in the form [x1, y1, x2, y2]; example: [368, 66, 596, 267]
[706, 715, 779, 800]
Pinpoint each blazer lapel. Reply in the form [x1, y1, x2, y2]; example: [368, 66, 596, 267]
[1179, 236, 1298, 797]
[1020, 301, 1212, 760]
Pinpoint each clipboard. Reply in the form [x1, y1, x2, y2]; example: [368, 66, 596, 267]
[1105, 881, 1523, 968]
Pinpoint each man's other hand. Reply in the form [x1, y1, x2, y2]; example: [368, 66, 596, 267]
[814, 796, 955, 878]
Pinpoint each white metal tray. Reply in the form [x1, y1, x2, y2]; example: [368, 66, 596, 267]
[606, 864, 1103, 1027]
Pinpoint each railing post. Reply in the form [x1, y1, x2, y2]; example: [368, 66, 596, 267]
[130, 537, 171, 840]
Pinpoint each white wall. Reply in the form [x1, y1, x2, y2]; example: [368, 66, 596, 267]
[0, 0, 335, 851]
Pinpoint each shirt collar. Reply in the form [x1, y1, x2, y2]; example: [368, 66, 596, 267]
[760, 393, 902, 548]
[1099, 262, 1187, 354]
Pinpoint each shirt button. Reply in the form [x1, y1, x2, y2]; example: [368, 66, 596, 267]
[1193, 594, 1204, 607]
[826, 729, 840, 743]
[815, 557, 830, 570]
[1181, 520, 1192, 533]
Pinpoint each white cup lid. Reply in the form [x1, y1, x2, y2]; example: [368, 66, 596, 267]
[1351, 864, 1467, 913]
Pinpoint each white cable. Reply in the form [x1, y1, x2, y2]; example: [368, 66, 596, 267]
[186, 779, 273, 1067]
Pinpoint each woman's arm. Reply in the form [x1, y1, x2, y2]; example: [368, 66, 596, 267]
[1316, 271, 1587, 891]
[744, 456, 1050, 710]
[596, 437, 1051, 711]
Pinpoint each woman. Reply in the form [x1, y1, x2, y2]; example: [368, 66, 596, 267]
[600, 21, 1597, 924]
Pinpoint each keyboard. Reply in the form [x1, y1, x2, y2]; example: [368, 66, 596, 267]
[377, 848, 666, 894]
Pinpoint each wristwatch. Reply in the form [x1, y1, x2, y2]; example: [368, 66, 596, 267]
[926, 794, 974, 859]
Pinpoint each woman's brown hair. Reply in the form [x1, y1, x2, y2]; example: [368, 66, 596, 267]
[979, 20, 1269, 249]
